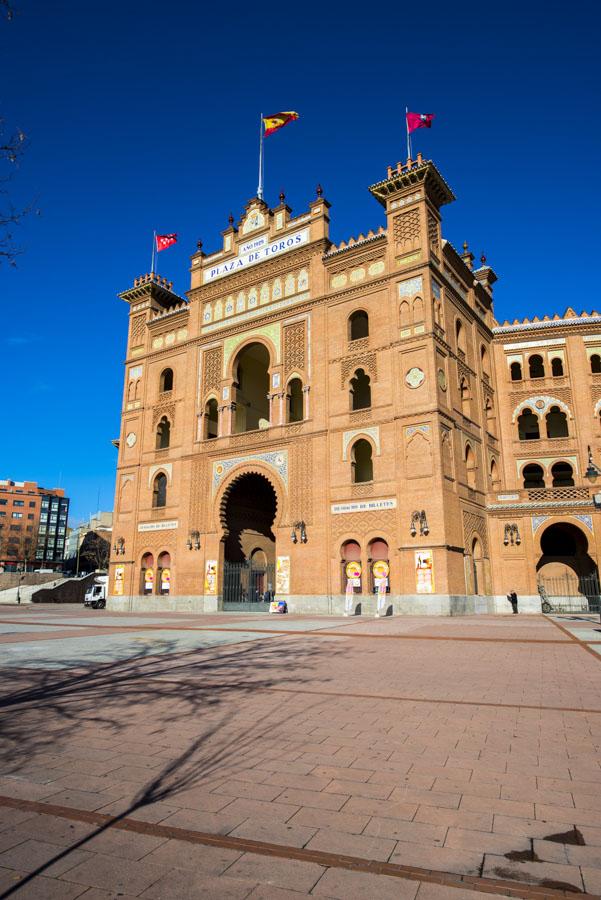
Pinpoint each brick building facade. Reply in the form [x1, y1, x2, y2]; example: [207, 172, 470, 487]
[0, 480, 69, 571]
[108, 155, 601, 614]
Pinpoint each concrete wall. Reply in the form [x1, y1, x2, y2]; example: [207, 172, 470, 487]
[108, 592, 544, 616]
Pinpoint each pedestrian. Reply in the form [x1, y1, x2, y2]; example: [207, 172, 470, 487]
[507, 590, 518, 614]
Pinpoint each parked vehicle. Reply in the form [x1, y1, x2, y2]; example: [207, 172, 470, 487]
[84, 575, 108, 609]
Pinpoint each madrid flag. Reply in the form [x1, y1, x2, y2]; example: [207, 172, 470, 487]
[156, 233, 178, 252]
[406, 112, 434, 134]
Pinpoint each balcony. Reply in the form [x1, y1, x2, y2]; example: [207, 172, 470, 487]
[490, 486, 593, 506]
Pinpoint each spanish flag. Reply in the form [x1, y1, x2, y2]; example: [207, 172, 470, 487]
[263, 111, 299, 137]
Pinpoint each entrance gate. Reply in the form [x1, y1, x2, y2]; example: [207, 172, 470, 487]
[538, 572, 600, 613]
[223, 560, 275, 610]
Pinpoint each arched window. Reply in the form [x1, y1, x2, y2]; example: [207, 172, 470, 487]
[152, 472, 167, 508]
[591, 354, 601, 374]
[471, 537, 483, 595]
[510, 361, 523, 381]
[341, 540, 361, 593]
[485, 397, 496, 436]
[399, 301, 411, 328]
[551, 462, 574, 487]
[456, 319, 466, 355]
[155, 416, 170, 449]
[481, 345, 490, 377]
[546, 406, 569, 438]
[523, 463, 545, 489]
[157, 551, 171, 595]
[287, 378, 304, 423]
[350, 369, 371, 410]
[349, 310, 369, 341]
[205, 398, 218, 439]
[351, 439, 373, 483]
[233, 342, 270, 433]
[159, 368, 173, 392]
[413, 296, 424, 323]
[529, 354, 545, 379]
[368, 538, 389, 595]
[460, 377, 471, 418]
[551, 357, 564, 377]
[141, 552, 154, 595]
[490, 458, 501, 489]
[517, 408, 540, 440]
[465, 443, 476, 488]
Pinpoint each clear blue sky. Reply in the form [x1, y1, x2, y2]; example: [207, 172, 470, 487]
[1, 0, 599, 523]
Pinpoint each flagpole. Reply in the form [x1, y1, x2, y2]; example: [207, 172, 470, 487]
[406, 106, 411, 160]
[151, 231, 156, 275]
[257, 112, 264, 200]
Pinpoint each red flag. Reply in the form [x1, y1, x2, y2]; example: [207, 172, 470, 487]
[406, 112, 434, 134]
[156, 233, 178, 252]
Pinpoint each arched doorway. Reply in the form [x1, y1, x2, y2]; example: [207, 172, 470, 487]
[221, 472, 277, 607]
[537, 521, 599, 611]
[233, 343, 270, 433]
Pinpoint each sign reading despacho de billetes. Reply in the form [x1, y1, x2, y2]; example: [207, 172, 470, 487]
[203, 228, 309, 283]
[331, 499, 397, 515]
[138, 520, 178, 532]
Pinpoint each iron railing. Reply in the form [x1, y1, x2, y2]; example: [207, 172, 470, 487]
[222, 560, 275, 608]
[538, 573, 600, 613]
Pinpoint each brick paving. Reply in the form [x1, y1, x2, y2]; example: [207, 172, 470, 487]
[0, 607, 599, 897]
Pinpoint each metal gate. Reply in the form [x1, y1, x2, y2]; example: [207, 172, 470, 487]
[538, 572, 600, 613]
[222, 560, 275, 610]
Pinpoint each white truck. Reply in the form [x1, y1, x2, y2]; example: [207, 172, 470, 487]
[84, 575, 108, 609]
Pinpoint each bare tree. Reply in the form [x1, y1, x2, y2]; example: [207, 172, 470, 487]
[5, 525, 39, 571]
[1, 1, 35, 267]
[80, 530, 111, 572]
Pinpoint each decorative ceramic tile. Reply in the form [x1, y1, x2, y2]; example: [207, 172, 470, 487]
[398, 276, 423, 297]
[212, 450, 288, 493]
[342, 426, 380, 460]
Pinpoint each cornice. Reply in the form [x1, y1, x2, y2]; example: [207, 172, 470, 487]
[493, 316, 601, 336]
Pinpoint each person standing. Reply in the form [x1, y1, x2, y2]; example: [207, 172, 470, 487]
[507, 590, 518, 614]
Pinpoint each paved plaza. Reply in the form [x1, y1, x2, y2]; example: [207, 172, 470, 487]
[0, 607, 600, 899]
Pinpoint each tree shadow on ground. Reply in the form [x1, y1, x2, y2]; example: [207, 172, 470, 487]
[0, 634, 338, 897]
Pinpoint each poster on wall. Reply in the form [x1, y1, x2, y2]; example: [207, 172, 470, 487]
[204, 560, 218, 595]
[415, 550, 434, 593]
[372, 560, 389, 588]
[276, 556, 290, 594]
[114, 565, 124, 596]
[144, 567, 154, 593]
[345, 561, 362, 588]
[161, 568, 171, 594]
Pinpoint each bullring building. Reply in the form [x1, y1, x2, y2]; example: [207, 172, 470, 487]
[108, 154, 601, 614]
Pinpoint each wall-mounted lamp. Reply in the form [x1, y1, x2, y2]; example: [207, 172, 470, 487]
[291, 520, 307, 544]
[186, 530, 201, 550]
[503, 523, 521, 546]
[585, 445, 601, 481]
[113, 537, 125, 555]
[410, 510, 429, 537]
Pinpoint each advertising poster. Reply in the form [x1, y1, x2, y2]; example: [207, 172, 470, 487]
[372, 559, 390, 588]
[144, 567, 154, 592]
[204, 560, 218, 595]
[415, 550, 434, 594]
[114, 565, 124, 596]
[161, 567, 171, 594]
[276, 556, 290, 594]
[345, 561, 361, 588]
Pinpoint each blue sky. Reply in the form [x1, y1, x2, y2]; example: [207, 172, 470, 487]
[1, 0, 599, 523]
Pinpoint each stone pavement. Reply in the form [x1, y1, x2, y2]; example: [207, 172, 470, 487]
[0, 606, 599, 899]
